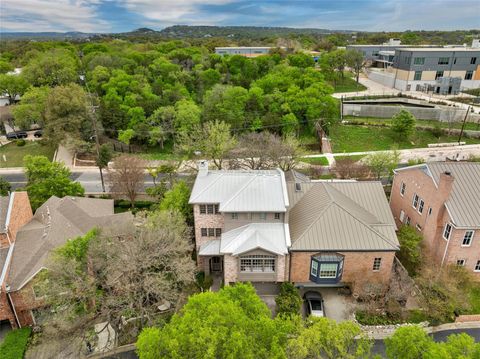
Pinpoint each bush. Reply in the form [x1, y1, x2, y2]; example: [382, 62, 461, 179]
[195, 271, 213, 292]
[15, 139, 26, 146]
[429, 123, 444, 138]
[0, 327, 32, 359]
[396, 226, 424, 275]
[275, 282, 302, 317]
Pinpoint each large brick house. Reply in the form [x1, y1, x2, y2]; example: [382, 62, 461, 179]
[1, 196, 133, 329]
[189, 162, 399, 292]
[390, 162, 480, 278]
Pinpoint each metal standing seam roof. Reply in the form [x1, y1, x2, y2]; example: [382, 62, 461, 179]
[7, 196, 134, 291]
[400, 162, 480, 228]
[189, 169, 288, 212]
[288, 182, 399, 251]
[0, 196, 10, 234]
[219, 223, 289, 256]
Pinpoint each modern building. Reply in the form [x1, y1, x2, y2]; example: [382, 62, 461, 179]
[189, 162, 399, 294]
[390, 162, 480, 278]
[215, 47, 283, 57]
[0, 196, 133, 329]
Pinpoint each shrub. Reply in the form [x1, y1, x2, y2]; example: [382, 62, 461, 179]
[275, 282, 302, 317]
[15, 139, 26, 146]
[0, 327, 32, 359]
[391, 110, 416, 140]
[397, 226, 424, 275]
[195, 271, 213, 292]
[429, 122, 444, 138]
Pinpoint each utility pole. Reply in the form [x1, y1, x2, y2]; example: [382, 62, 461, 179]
[457, 106, 470, 144]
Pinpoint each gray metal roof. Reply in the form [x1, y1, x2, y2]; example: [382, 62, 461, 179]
[219, 223, 289, 256]
[8, 196, 133, 291]
[0, 196, 10, 234]
[198, 240, 221, 256]
[420, 162, 480, 228]
[189, 169, 289, 212]
[288, 182, 399, 251]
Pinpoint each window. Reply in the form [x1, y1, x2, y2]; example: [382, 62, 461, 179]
[295, 183, 302, 191]
[319, 263, 338, 278]
[311, 260, 318, 276]
[471, 57, 477, 65]
[435, 70, 444, 80]
[274, 213, 281, 220]
[418, 199, 424, 214]
[207, 204, 214, 214]
[215, 228, 222, 237]
[231, 213, 238, 220]
[456, 259, 466, 266]
[475, 260, 480, 272]
[413, 57, 425, 65]
[373, 257, 382, 271]
[414, 71, 422, 80]
[199, 205, 207, 214]
[214, 204, 219, 214]
[259, 213, 267, 220]
[412, 193, 419, 209]
[428, 207, 432, 216]
[240, 255, 275, 272]
[400, 182, 406, 196]
[438, 57, 449, 65]
[454, 57, 457, 64]
[201, 228, 207, 237]
[405, 56, 411, 64]
[462, 230, 474, 246]
[208, 228, 215, 237]
[399, 210, 405, 222]
[443, 223, 452, 240]
[416, 223, 422, 231]
[405, 216, 411, 225]
[465, 70, 473, 80]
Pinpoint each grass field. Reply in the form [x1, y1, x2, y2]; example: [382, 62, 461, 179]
[330, 125, 480, 153]
[299, 156, 329, 166]
[334, 154, 366, 162]
[344, 116, 480, 131]
[134, 142, 181, 161]
[331, 76, 367, 93]
[0, 327, 31, 359]
[0, 141, 55, 168]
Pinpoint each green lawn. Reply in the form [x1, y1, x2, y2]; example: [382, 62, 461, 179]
[0, 327, 31, 359]
[331, 76, 367, 93]
[467, 287, 480, 314]
[334, 154, 366, 162]
[0, 141, 56, 168]
[330, 125, 480, 153]
[131, 142, 181, 161]
[300, 156, 329, 166]
[345, 116, 480, 131]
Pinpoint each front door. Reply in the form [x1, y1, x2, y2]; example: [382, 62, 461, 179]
[210, 256, 222, 272]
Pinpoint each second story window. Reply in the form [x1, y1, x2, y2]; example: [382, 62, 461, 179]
[456, 259, 465, 266]
[274, 213, 281, 220]
[418, 199, 424, 214]
[207, 204, 214, 214]
[400, 182, 406, 196]
[199, 205, 206, 214]
[405, 216, 411, 225]
[208, 228, 215, 237]
[462, 230, 474, 246]
[215, 228, 222, 237]
[435, 70, 444, 80]
[259, 213, 267, 220]
[438, 57, 449, 65]
[200, 204, 219, 215]
[373, 257, 382, 271]
[443, 223, 452, 240]
[413, 57, 425, 65]
[201, 228, 208, 236]
[465, 71, 473, 80]
[475, 260, 480, 272]
[471, 57, 477, 65]
[231, 213, 238, 220]
[412, 194, 419, 209]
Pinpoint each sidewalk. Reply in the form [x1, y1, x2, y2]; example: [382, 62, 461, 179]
[54, 144, 74, 168]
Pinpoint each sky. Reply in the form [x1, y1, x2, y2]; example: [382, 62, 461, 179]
[0, 0, 479, 33]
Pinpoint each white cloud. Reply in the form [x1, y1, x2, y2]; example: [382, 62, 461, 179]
[0, 0, 110, 32]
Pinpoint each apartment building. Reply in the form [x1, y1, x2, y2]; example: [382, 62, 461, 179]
[390, 162, 480, 278]
[189, 162, 399, 293]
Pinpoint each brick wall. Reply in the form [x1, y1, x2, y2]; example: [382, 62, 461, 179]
[276, 255, 286, 282]
[0, 282, 42, 328]
[289, 251, 395, 292]
[7, 192, 33, 243]
[192, 204, 224, 252]
[223, 254, 237, 284]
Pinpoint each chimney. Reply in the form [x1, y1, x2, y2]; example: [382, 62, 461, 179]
[198, 160, 209, 176]
[438, 171, 454, 200]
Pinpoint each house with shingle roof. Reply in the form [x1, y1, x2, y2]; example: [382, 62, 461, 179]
[189, 162, 399, 292]
[1, 196, 133, 329]
[390, 162, 480, 277]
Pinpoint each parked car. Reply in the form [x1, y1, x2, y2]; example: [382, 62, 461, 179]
[33, 130, 43, 138]
[304, 291, 324, 317]
[6, 131, 28, 140]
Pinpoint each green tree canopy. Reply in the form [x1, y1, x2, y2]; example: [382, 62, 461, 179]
[0, 74, 29, 105]
[391, 110, 416, 140]
[159, 180, 192, 224]
[11, 86, 50, 130]
[397, 225, 424, 275]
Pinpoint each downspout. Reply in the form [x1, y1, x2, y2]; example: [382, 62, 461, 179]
[6, 287, 21, 328]
[440, 229, 452, 267]
[288, 251, 292, 282]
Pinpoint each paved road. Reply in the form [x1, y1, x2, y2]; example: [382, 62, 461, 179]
[372, 328, 480, 357]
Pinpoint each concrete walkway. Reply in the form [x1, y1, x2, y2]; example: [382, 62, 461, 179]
[54, 144, 74, 168]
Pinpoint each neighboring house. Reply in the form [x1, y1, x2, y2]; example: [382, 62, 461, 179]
[0, 192, 33, 331]
[0, 196, 133, 329]
[189, 162, 399, 293]
[390, 162, 480, 278]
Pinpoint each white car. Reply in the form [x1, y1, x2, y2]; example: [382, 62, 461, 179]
[304, 291, 324, 317]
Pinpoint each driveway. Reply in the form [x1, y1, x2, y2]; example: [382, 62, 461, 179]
[299, 287, 356, 322]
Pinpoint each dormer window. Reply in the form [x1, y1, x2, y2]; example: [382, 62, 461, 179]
[295, 183, 302, 191]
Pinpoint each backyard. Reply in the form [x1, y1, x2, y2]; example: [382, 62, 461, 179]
[329, 124, 480, 153]
[0, 141, 55, 168]
[331, 75, 367, 93]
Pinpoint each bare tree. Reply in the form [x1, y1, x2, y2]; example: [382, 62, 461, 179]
[333, 158, 370, 179]
[107, 155, 146, 207]
[40, 211, 195, 342]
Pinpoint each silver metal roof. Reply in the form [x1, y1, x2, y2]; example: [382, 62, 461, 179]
[198, 240, 221, 256]
[219, 223, 289, 256]
[0, 196, 9, 234]
[189, 169, 289, 212]
[399, 162, 480, 228]
[288, 182, 399, 251]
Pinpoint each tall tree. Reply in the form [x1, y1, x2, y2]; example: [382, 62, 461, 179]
[107, 155, 145, 207]
[364, 150, 400, 180]
[0, 176, 11, 196]
[0, 74, 29, 105]
[23, 155, 85, 210]
[346, 49, 365, 83]
[159, 181, 192, 225]
[23, 49, 78, 87]
[11, 86, 50, 130]
[391, 110, 416, 141]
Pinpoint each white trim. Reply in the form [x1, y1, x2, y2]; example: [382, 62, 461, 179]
[284, 223, 291, 247]
[278, 168, 290, 208]
[400, 182, 406, 197]
[417, 199, 425, 214]
[0, 243, 14, 287]
[461, 230, 475, 247]
[474, 260, 480, 272]
[443, 223, 453, 241]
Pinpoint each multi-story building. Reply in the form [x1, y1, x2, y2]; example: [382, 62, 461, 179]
[189, 162, 399, 293]
[390, 162, 480, 278]
[215, 47, 283, 57]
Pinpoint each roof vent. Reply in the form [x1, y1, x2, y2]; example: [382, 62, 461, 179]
[444, 171, 451, 176]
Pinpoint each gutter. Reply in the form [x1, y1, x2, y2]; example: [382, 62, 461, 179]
[6, 286, 21, 328]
